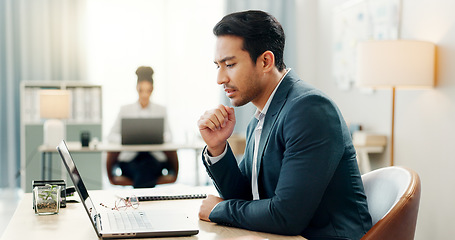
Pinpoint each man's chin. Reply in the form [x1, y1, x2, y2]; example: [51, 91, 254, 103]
[229, 98, 249, 107]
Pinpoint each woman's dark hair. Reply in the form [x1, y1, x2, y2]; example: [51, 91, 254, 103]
[213, 10, 286, 71]
[136, 66, 154, 85]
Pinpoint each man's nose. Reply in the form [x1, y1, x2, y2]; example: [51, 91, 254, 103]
[217, 69, 228, 85]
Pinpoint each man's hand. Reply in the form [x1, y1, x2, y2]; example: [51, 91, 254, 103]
[198, 104, 236, 156]
[199, 194, 224, 222]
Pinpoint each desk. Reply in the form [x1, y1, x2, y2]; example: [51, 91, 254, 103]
[39, 142, 205, 185]
[352, 132, 387, 174]
[354, 145, 385, 173]
[1, 185, 305, 240]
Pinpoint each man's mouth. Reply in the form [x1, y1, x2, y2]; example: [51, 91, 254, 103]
[224, 88, 236, 98]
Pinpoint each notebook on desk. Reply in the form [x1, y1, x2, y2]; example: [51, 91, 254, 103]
[115, 184, 208, 202]
[121, 118, 164, 145]
[57, 140, 199, 239]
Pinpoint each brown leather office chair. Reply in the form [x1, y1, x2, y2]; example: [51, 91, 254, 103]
[361, 166, 421, 240]
[106, 151, 179, 186]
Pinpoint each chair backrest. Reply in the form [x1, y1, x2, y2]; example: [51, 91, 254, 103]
[106, 151, 179, 186]
[361, 166, 421, 240]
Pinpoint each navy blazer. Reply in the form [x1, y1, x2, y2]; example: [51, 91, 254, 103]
[203, 70, 372, 240]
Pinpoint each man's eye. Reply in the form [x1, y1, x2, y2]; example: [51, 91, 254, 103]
[226, 63, 235, 68]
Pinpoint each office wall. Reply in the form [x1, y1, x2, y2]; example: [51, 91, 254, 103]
[310, 0, 455, 239]
[85, 0, 224, 143]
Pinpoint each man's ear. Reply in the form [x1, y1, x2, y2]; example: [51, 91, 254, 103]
[259, 51, 275, 73]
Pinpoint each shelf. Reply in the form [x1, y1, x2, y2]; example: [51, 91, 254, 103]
[20, 81, 104, 192]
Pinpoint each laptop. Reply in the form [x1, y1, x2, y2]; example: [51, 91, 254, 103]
[57, 140, 199, 239]
[121, 118, 164, 145]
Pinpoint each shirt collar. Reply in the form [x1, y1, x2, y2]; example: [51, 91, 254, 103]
[254, 68, 290, 120]
[136, 100, 152, 110]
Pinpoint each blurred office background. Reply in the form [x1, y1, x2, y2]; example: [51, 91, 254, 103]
[2, 0, 455, 239]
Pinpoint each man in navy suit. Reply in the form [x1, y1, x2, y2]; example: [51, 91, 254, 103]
[197, 10, 372, 240]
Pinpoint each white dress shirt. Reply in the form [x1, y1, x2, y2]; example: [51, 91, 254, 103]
[108, 101, 171, 162]
[205, 69, 290, 199]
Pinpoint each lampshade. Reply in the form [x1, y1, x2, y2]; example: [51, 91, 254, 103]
[356, 40, 435, 88]
[39, 90, 70, 119]
[39, 89, 70, 147]
[355, 40, 435, 167]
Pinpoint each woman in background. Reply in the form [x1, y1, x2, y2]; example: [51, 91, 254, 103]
[107, 66, 178, 188]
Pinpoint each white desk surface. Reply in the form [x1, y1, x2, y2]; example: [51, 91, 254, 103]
[39, 141, 206, 152]
[1, 185, 305, 240]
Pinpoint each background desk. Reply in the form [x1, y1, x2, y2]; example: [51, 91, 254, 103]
[352, 132, 387, 174]
[38, 142, 205, 187]
[1, 185, 305, 240]
[354, 144, 385, 174]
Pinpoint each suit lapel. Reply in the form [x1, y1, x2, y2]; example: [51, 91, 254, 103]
[256, 70, 299, 176]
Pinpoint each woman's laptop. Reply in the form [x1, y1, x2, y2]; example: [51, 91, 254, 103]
[121, 118, 164, 145]
[56, 140, 199, 239]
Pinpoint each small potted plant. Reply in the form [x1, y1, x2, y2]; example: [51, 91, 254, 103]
[34, 184, 61, 215]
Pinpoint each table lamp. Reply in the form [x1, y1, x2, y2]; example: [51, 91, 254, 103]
[40, 89, 71, 147]
[356, 40, 435, 166]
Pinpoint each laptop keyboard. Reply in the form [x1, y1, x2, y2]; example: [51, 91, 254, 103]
[105, 211, 152, 230]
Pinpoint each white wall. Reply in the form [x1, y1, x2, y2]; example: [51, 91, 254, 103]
[295, 0, 318, 85]
[313, 0, 455, 239]
[85, 0, 225, 143]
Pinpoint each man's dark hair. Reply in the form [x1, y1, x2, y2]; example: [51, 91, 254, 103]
[213, 10, 286, 71]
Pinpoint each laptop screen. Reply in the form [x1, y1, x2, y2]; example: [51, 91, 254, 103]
[57, 140, 100, 235]
[121, 118, 164, 145]
[57, 140, 200, 238]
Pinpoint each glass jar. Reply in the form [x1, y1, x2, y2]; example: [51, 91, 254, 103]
[33, 185, 61, 215]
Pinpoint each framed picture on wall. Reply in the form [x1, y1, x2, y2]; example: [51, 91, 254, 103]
[332, 0, 401, 90]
